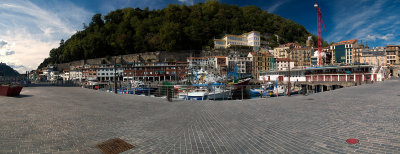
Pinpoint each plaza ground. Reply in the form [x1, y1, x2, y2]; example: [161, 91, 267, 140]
[0, 79, 399, 153]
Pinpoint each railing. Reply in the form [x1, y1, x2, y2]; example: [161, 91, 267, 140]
[93, 84, 306, 101]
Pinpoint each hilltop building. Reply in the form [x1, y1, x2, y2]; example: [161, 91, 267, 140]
[214, 31, 261, 50]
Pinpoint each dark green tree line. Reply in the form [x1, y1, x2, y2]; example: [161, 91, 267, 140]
[39, 0, 326, 69]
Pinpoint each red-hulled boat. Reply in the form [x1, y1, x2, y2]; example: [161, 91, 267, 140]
[0, 85, 23, 96]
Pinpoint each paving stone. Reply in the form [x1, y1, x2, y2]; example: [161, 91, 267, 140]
[0, 79, 399, 153]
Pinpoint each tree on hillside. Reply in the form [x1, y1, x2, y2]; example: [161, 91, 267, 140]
[38, 0, 326, 69]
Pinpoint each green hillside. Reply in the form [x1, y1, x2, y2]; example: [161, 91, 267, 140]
[0, 63, 20, 76]
[39, 0, 327, 69]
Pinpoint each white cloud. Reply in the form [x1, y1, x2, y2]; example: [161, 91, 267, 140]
[366, 34, 394, 41]
[0, 0, 92, 73]
[178, 0, 194, 5]
[267, 0, 289, 13]
[326, 0, 400, 46]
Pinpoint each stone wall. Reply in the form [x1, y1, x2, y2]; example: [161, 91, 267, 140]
[55, 49, 250, 71]
[56, 52, 161, 71]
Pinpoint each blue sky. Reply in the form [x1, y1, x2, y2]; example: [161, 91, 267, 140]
[0, 0, 399, 72]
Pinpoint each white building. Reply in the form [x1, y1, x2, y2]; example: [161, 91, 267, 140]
[214, 31, 261, 50]
[69, 70, 83, 81]
[227, 54, 253, 74]
[96, 64, 124, 81]
[275, 58, 294, 71]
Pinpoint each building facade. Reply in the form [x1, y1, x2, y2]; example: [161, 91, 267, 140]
[275, 58, 295, 71]
[227, 54, 252, 76]
[273, 43, 302, 58]
[290, 48, 312, 67]
[360, 51, 386, 66]
[214, 31, 261, 50]
[330, 39, 358, 64]
[386, 45, 400, 66]
[251, 52, 274, 79]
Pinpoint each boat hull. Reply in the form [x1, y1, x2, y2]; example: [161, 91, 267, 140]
[187, 95, 208, 100]
[208, 91, 231, 100]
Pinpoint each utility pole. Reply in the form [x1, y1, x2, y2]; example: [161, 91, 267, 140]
[287, 45, 294, 96]
[114, 57, 117, 94]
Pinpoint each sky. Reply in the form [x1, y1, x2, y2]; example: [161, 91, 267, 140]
[0, 0, 399, 73]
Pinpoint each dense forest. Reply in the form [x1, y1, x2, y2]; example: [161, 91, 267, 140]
[39, 0, 327, 69]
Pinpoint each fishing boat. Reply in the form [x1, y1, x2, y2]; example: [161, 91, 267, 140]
[208, 83, 231, 100]
[249, 83, 274, 96]
[186, 88, 208, 100]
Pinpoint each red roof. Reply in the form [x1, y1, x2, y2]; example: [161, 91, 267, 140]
[333, 39, 357, 45]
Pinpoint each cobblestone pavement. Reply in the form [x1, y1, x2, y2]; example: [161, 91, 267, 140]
[0, 79, 399, 154]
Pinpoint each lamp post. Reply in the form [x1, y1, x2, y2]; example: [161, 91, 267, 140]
[287, 45, 294, 96]
[114, 57, 117, 94]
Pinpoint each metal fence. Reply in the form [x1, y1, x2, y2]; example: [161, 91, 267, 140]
[94, 84, 306, 101]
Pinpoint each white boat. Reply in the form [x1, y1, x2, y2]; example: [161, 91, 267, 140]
[186, 88, 208, 100]
[208, 83, 231, 100]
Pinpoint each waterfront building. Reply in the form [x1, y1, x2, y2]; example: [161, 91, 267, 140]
[82, 65, 97, 81]
[207, 56, 227, 75]
[275, 58, 295, 71]
[259, 65, 385, 83]
[386, 45, 400, 66]
[96, 64, 124, 82]
[330, 39, 358, 64]
[214, 31, 261, 50]
[360, 50, 386, 66]
[290, 48, 312, 67]
[250, 52, 274, 79]
[227, 53, 252, 77]
[123, 62, 187, 82]
[69, 69, 83, 81]
[187, 57, 208, 70]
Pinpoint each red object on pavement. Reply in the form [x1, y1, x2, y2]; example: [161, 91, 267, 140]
[346, 138, 359, 144]
[0, 85, 23, 96]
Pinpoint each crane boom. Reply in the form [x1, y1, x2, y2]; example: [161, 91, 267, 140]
[314, 3, 326, 66]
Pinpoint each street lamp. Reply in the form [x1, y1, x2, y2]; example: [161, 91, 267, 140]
[287, 44, 294, 96]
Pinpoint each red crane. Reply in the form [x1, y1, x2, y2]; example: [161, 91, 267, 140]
[314, 3, 327, 66]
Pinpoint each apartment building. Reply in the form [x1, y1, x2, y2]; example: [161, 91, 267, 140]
[386, 45, 400, 66]
[290, 48, 312, 67]
[330, 39, 358, 64]
[250, 52, 274, 79]
[360, 51, 386, 66]
[275, 58, 295, 71]
[273, 43, 302, 58]
[227, 54, 252, 75]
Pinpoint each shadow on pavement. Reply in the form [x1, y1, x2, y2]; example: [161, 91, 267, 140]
[11, 94, 34, 98]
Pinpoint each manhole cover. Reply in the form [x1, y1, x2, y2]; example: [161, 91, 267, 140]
[346, 138, 359, 144]
[96, 138, 135, 154]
